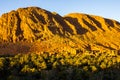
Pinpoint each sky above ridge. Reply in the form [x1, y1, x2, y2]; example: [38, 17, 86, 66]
[0, 0, 120, 22]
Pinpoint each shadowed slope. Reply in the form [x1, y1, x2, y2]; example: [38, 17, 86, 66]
[0, 7, 120, 54]
[0, 7, 73, 42]
[64, 13, 120, 50]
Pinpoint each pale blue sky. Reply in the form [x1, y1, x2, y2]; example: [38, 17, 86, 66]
[0, 0, 120, 22]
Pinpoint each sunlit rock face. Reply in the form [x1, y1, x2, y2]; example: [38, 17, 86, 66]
[0, 6, 120, 54]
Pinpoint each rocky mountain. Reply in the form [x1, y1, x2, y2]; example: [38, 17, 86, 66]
[0, 7, 74, 42]
[0, 7, 120, 54]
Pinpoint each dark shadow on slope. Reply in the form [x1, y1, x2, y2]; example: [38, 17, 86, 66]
[104, 18, 120, 32]
[105, 19, 115, 28]
[0, 42, 30, 55]
[96, 43, 115, 50]
[48, 25, 62, 35]
[52, 14, 74, 35]
[86, 15, 105, 31]
[15, 12, 24, 41]
[82, 19, 97, 31]
[115, 21, 120, 25]
[64, 17, 88, 34]
[31, 10, 46, 24]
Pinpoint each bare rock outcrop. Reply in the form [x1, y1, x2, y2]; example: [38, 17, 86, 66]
[0, 7, 120, 54]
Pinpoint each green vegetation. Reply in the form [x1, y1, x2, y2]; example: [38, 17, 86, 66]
[0, 51, 120, 80]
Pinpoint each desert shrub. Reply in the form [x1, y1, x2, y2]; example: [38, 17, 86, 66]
[0, 51, 120, 80]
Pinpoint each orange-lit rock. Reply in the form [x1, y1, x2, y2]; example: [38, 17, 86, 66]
[0, 7, 120, 54]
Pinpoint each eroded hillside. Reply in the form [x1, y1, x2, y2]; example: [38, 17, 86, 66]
[0, 7, 120, 54]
